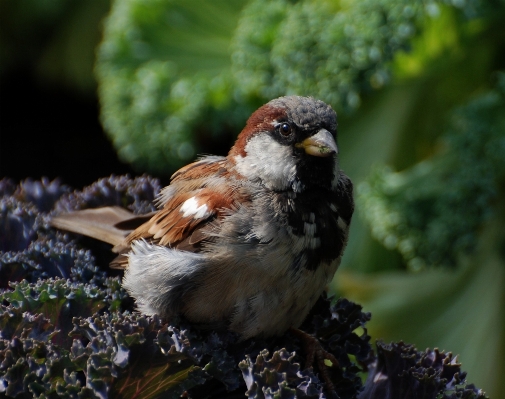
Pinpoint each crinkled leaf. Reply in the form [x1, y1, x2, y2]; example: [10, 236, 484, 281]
[359, 341, 488, 399]
[54, 174, 160, 215]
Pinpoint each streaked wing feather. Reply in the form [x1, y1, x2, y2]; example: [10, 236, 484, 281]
[111, 157, 246, 268]
[110, 254, 129, 269]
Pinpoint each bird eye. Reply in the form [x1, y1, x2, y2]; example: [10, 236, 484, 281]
[278, 122, 291, 136]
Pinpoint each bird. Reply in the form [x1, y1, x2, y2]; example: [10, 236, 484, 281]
[51, 95, 354, 341]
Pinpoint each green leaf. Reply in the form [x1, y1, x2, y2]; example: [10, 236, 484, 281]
[96, 0, 247, 173]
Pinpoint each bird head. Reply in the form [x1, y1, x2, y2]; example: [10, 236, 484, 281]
[229, 96, 339, 192]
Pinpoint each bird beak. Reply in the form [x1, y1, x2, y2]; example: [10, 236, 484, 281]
[296, 129, 338, 157]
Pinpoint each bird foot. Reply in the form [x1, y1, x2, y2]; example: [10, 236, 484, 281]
[289, 327, 340, 394]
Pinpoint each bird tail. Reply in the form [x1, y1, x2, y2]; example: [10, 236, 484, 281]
[50, 206, 140, 247]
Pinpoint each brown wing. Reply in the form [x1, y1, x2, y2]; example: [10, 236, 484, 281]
[110, 156, 244, 269]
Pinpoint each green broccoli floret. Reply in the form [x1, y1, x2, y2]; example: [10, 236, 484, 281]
[96, 0, 245, 173]
[358, 74, 505, 269]
[96, 0, 498, 172]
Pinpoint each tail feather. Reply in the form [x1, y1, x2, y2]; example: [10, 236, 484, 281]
[50, 206, 136, 247]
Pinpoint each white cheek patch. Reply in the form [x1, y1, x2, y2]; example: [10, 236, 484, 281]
[233, 133, 297, 191]
[180, 196, 210, 219]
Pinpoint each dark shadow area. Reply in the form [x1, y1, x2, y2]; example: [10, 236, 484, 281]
[0, 69, 134, 188]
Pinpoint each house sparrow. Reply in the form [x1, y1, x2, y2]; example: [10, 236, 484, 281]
[51, 96, 354, 341]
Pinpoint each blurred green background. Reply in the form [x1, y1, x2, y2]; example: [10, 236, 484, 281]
[1, 0, 504, 396]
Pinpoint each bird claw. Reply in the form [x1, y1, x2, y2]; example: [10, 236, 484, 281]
[289, 327, 340, 395]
